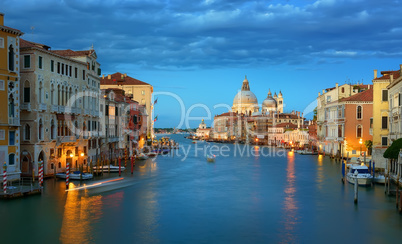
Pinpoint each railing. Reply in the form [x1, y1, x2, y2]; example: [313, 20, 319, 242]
[8, 117, 19, 126]
[58, 106, 65, 113]
[85, 109, 90, 115]
[57, 136, 76, 143]
[39, 103, 47, 111]
[51, 105, 58, 113]
[94, 111, 99, 117]
[20, 103, 31, 111]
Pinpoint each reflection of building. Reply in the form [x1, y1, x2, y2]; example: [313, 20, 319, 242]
[19, 38, 101, 176]
[195, 119, 210, 138]
[100, 73, 153, 139]
[0, 13, 23, 181]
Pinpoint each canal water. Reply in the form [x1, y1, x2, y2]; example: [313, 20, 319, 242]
[1, 134, 402, 243]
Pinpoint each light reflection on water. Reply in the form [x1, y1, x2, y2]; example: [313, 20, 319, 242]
[279, 151, 299, 243]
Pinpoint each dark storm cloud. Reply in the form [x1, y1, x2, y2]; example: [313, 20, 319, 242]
[3, 0, 402, 70]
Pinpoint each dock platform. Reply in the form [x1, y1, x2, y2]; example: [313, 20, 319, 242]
[0, 178, 42, 199]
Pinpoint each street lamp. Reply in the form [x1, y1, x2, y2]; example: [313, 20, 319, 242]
[359, 138, 363, 156]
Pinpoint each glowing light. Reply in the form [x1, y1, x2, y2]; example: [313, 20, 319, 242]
[80, 152, 84, 157]
[65, 178, 124, 192]
[70, 153, 74, 158]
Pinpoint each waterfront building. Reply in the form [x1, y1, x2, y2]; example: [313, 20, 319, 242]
[371, 69, 395, 168]
[99, 88, 146, 163]
[0, 13, 23, 181]
[100, 73, 153, 141]
[195, 119, 211, 139]
[316, 83, 369, 156]
[19, 39, 101, 176]
[339, 88, 373, 157]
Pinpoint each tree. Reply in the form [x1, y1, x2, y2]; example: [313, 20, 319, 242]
[383, 138, 402, 159]
[364, 140, 372, 156]
[313, 107, 317, 121]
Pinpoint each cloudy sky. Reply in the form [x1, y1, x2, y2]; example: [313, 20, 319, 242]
[2, 0, 402, 128]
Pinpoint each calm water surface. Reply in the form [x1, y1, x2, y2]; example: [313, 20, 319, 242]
[1, 134, 402, 243]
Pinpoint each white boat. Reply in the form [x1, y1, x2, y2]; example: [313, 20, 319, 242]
[207, 155, 216, 162]
[373, 174, 386, 184]
[299, 150, 318, 155]
[346, 164, 373, 186]
[93, 165, 126, 173]
[56, 171, 93, 180]
[137, 153, 148, 160]
[147, 152, 158, 157]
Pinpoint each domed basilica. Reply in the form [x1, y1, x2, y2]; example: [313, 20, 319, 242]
[232, 76, 284, 115]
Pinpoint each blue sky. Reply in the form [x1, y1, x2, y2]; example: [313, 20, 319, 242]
[2, 0, 402, 128]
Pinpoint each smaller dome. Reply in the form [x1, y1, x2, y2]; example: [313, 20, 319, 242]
[262, 89, 277, 109]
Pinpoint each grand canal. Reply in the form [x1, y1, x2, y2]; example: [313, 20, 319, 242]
[1, 134, 402, 243]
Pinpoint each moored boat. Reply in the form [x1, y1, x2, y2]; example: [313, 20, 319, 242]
[207, 155, 216, 162]
[56, 171, 93, 180]
[299, 150, 318, 155]
[93, 165, 126, 173]
[137, 153, 149, 160]
[346, 164, 373, 186]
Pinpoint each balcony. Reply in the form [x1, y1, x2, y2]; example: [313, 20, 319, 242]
[51, 105, 58, 113]
[20, 103, 31, 111]
[39, 103, 47, 111]
[58, 106, 65, 113]
[8, 117, 19, 126]
[57, 136, 76, 143]
[85, 109, 90, 115]
[94, 111, 99, 117]
[71, 107, 78, 114]
[369, 128, 373, 135]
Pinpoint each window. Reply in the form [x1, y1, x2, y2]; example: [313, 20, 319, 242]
[51, 60, 54, 72]
[141, 99, 145, 105]
[23, 55, 30, 68]
[338, 125, 342, 137]
[0, 80, 4, 90]
[24, 124, 30, 140]
[356, 125, 362, 138]
[341, 87, 345, 93]
[382, 116, 388, 129]
[370, 118, 373, 128]
[83, 70, 86, 80]
[399, 93, 401, 106]
[9, 131, 15, 145]
[51, 120, 55, 139]
[50, 149, 55, 158]
[75, 67, 78, 78]
[69, 66, 72, 77]
[58, 148, 62, 158]
[141, 90, 145, 95]
[9, 45, 14, 71]
[75, 147, 78, 156]
[0, 130, 5, 140]
[357, 106, 362, 119]
[24, 80, 30, 103]
[58, 162, 61, 168]
[0, 37, 3, 48]
[9, 154, 15, 165]
[61, 63, 64, 75]
[382, 90, 388, 102]
[39, 119, 43, 140]
[382, 137, 388, 146]
[57, 62, 60, 73]
[38, 56, 43, 69]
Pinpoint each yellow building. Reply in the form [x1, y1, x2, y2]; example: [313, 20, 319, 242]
[0, 13, 23, 181]
[372, 69, 396, 168]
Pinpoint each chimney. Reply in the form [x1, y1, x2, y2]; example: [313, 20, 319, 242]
[107, 74, 111, 79]
[390, 74, 394, 83]
[368, 84, 370, 89]
[318, 92, 321, 96]
[374, 69, 377, 79]
[322, 89, 325, 94]
[0, 12, 4, 26]
[124, 73, 127, 77]
[336, 83, 339, 88]
[121, 74, 124, 79]
[102, 74, 104, 79]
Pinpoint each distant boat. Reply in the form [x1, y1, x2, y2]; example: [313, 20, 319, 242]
[56, 171, 93, 180]
[207, 155, 216, 162]
[192, 141, 197, 144]
[299, 150, 318, 155]
[346, 164, 373, 186]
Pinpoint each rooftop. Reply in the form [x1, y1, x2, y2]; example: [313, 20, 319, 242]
[100, 72, 150, 86]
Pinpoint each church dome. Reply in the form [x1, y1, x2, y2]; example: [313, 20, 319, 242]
[262, 89, 277, 109]
[232, 76, 258, 106]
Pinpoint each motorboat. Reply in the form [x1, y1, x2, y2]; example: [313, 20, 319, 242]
[373, 174, 386, 184]
[56, 171, 93, 180]
[299, 150, 318, 155]
[93, 165, 126, 173]
[346, 164, 373, 186]
[137, 153, 149, 160]
[147, 152, 158, 157]
[207, 155, 216, 162]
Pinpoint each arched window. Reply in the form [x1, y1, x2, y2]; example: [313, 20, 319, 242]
[341, 87, 345, 93]
[58, 162, 61, 168]
[357, 106, 362, 119]
[24, 124, 30, 140]
[51, 84, 54, 104]
[357, 125, 362, 138]
[51, 119, 55, 139]
[9, 153, 15, 165]
[24, 80, 30, 103]
[8, 95, 14, 117]
[8, 45, 14, 71]
[39, 119, 43, 140]
[39, 81, 43, 104]
[57, 85, 61, 105]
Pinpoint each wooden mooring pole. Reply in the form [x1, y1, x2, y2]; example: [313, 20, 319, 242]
[354, 170, 358, 204]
